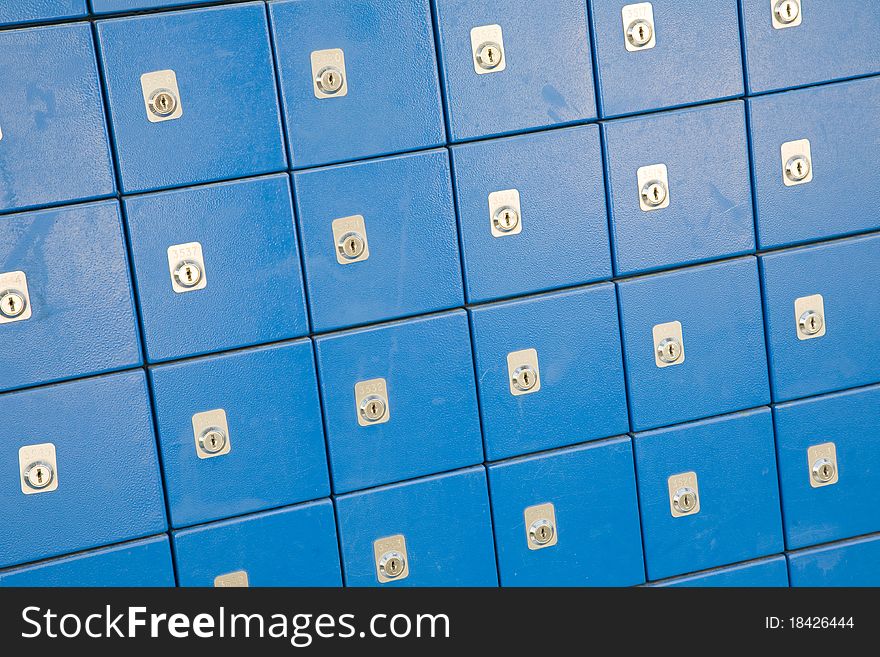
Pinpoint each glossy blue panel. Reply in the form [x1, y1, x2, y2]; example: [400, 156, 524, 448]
[760, 234, 880, 402]
[774, 384, 880, 550]
[748, 78, 880, 249]
[652, 556, 789, 587]
[634, 408, 784, 581]
[451, 125, 611, 303]
[0, 371, 167, 569]
[0, 1, 86, 26]
[269, 0, 445, 169]
[96, 3, 286, 193]
[125, 175, 308, 363]
[150, 341, 329, 528]
[0, 23, 114, 213]
[603, 102, 754, 276]
[294, 151, 463, 332]
[741, 0, 880, 94]
[617, 258, 770, 431]
[591, 0, 743, 117]
[433, 0, 597, 142]
[92, 1, 204, 12]
[488, 438, 644, 587]
[0, 536, 175, 587]
[788, 534, 880, 587]
[470, 285, 628, 461]
[0, 201, 141, 393]
[315, 312, 483, 494]
[174, 501, 342, 587]
[336, 467, 497, 587]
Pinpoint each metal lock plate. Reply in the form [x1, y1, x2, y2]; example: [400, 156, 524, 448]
[653, 321, 685, 368]
[141, 69, 183, 123]
[488, 189, 522, 238]
[471, 24, 506, 74]
[507, 348, 541, 396]
[524, 502, 558, 551]
[192, 409, 231, 459]
[622, 3, 657, 51]
[637, 164, 670, 211]
[167, 242, 207, 293]
[771, 0, 802, 30]
[214, 571, 249, 587]
[794, 293, 826, 340]
[355, 378, 390, 427]
[332, 215, 370, 265]
[668, 471, 700, 518]
[19, 443, 58, 495]
[373, 534, 409, 583]
[781, 139, 813, 187]
[311, 48, 348, 99]
[0, 271, 32, 324]
[807, 442, 838, 488]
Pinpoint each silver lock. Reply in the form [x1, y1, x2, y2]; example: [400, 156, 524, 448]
[794, 294, 826, 340]
[471, 25, 506, 74]
[488, 189, 522, 237]
[168, 242, 208, 293]
[374, 534, 409, 583]
[19, 443, 59, 495]
[781, 139, 813, 186]
[0, 271, 32, 324]
[668, 471, 700, 517]
[524, 503, 558, 551]
[192, 409, 231, 459]
[637, 164, 670, 211]
[653, 321, 685, 368]
[507, 348, 541, 396]
[141, 70, 183, 122]
[214, 571, 249, 587]
[355, 378, 390, 426]
[311, 49, 348, 99]
[622, 3, 657, 51]
[772, 0, 802, 29]
[332, 215, 370, 265]
[808, 442, 838, 488]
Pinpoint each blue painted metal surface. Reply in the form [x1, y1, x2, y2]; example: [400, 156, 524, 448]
[433, 0, 597, 142]
[315, 311, 483, 494]
[0, 371, 166, 569]
[488, 437, 644, 586]
[760, 234, 880, 402]
[774, 384, 880, 550]
[788, 534, 880, 587]
[469, 285, 628, 461]
[451, 125, 611, 303]
[652, 556, 789, 588]
[92, 1, 204, 12]
[125, 174, 308, 363]
[741, 0, 880, 95]
[336, 467, 498, 587]
[0, 22, 114, 214]
[618, 257, 770, 431]
[174, 501, 342, 587]
[634, 408, 784, 581]
[150, 340, 329, 528]
[270, 0, 445, 169]
[294, 150, 463, 332]
[0, 1, 86, 27]
[749, 77, 880, 249]
[0, 201, 141, 393]
[0, 536, 175, 587]
[603, 101, 754, 276]
[591, 0, 743, 118]
[96, 3, 286, 193]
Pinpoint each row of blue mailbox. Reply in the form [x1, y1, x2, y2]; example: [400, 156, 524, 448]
[2, 2, 879, 209]
[2, 402, 880, 585]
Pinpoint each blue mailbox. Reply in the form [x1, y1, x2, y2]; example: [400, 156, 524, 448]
[651, 556, 788, 588]
[788, 534, 880, 587]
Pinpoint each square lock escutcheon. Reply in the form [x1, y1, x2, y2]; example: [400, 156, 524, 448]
[18, 443, 59, 495]
[0, 271, 32, 324]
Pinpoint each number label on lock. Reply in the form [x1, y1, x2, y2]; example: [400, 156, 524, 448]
[214, 570, 249, 587]
[355, 378, 390, 426]
[167, 242, 208, 293]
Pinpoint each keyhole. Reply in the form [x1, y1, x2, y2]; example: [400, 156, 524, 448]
[7, 297, 15, 311]
[653, 186, 660, 201]
[185, 267, 193, 282]
[786, 3, 792, 18]
[639, 25, 645, 40]
[487, 48, 495, 63]
[36, 468, 43, 483]
[522, 372, 530, 385]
